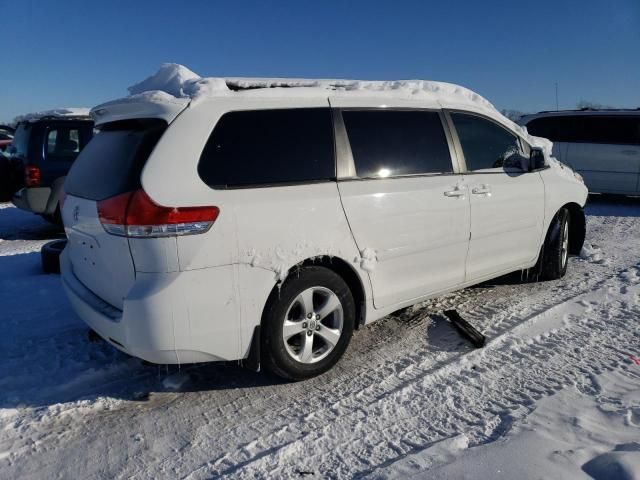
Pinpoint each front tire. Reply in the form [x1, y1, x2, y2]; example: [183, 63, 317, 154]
[539, 208, 570, 280]
[261, 267, 355, 381]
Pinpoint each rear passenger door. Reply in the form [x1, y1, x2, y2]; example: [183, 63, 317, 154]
[448, 112, 545, 281]
[335, 108, 470, 309]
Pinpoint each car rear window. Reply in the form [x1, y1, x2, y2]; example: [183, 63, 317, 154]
[342, 110, 453, 178]
[64, 119, 166, 201]
[8, 123, 30, 158]
[526, 115, 640, 145]
[198, 108, 335, 188]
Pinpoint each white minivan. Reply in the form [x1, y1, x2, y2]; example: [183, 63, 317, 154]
[521, 110, 640, 195]
[61, 77, 588, 380]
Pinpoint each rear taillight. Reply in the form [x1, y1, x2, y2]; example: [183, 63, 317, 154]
[97, 189, 219, 238]
[24, 165, 41, 187]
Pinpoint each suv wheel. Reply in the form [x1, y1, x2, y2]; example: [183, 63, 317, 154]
[261, 267, 355, 381]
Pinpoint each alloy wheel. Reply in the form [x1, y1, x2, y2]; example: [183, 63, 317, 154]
[282, 286, 344, 364]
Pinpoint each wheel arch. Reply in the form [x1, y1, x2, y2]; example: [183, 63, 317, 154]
[260, 255, 368, 332]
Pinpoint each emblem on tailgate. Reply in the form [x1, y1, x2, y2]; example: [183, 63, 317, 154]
[73, 206, 79, 222]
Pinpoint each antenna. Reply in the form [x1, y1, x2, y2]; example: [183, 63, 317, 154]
[555, 82, 559, 111]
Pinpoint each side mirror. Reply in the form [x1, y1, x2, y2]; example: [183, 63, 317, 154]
[529, 147, 546, 171]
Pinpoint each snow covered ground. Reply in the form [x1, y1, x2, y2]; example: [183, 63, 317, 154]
[0, 196, 639, 479]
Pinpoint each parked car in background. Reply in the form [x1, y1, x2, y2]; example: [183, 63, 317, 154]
[0, 126, 20, 201]
[0, 125, 15, 151]
[0, 149, 20, 201]
[61, 75, 587, 380]
[521, 110, 640, 195]
[9, 110, 93, 223]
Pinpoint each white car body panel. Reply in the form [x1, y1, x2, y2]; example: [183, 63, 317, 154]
[91, 95, 190, 127]
[62, 196, 136, 310]
[465, 171, 545, 280]
[61, 83, 588, 365]
[338, 176, 470, 308]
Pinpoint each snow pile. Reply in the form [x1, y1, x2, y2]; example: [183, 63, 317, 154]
[14, 108, 91, 124]
[580, 243, 606, 264]
[128, 63, 228, 100]
[128, 64, 201, 97]
[358, 248, 378, 272]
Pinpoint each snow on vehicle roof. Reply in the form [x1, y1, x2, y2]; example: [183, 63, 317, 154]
[14, 108, 92, 124]
[127, 63, 496, 109]
[99, 63, 554, 155]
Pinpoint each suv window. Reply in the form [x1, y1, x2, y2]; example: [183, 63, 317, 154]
[65, 119, 167, 201]
[526, 115, 640, 145]
[198, 108, 335, 188]
[451, 113, 522, 171]
[46, 128, 81, 160]
[8, 124, 30, 158]
[342, 110, 452, 178]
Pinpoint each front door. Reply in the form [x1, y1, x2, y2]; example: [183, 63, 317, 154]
[449, 112, 545, 281]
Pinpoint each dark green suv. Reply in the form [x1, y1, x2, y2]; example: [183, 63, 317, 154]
[9, 114, 94, 223]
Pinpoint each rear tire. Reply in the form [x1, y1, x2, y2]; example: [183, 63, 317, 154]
[533, 208, 570, 281]
[41, 239, 67, 274]
[261, 267, 355, 381]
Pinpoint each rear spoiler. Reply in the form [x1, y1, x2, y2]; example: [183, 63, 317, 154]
[91, 92, 190, 127]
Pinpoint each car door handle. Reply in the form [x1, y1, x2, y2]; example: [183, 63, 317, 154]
[621, 150, 638, 156]
[444, 188, 466, 198]
[472, 185, 492, 195]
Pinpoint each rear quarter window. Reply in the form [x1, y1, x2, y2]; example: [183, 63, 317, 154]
[198, 108, 335, 188]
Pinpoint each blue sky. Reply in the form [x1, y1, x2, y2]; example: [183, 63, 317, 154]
[2, 0, 639, 122]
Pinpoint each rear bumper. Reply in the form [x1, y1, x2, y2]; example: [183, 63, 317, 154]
[60, 248, 240, 364]
[12, 187, 53, 214]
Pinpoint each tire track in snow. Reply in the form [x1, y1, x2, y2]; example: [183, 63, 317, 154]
[193, 265, 640, 479]
[144, 237, 638, 479]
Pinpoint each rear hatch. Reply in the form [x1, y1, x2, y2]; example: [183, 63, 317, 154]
[62, 119, 167, 309]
